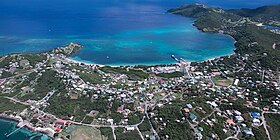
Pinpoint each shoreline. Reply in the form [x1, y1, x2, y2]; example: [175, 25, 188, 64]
[0, 115, 51, 139]
[0, 114, 21, 123]
[65, 57, 105, 67]
[65, 51, 234, 67]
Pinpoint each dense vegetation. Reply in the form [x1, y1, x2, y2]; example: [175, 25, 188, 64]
[252, 127, 269, 140]
[127, 112, 143, 125]
[100, 128, 114, 140]
[21, 70, 64, 100]
[0, 96, 27, 113]
[110, 100, 123, 123]
[265, 114, 280, 140]
[115, 128, 142, 140]
[138, 118, 151, 132]
[21, 54, 47, 66]
[46, 94, 109, 121]
[0, 56, 13, 68]
[154, 100, 194, 139]
[220, 99, 258, 113]
[198, 116, 228, 140]
[228, 4, 280, 25]
[0, 71, 13, 78]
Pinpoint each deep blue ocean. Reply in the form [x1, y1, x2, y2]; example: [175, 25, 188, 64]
[0, 0, 279, 65]
[0, 0, 280, 139]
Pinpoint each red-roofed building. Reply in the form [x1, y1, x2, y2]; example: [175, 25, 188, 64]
[55, 127, 62, 133]
[56, 119, 66, 126]
[183, 108, 190, 113]
[66, 121, 71, 125]
[226, 119, 236, 126]
[263, 107, 269, 111]
[139, 108, 145, 113]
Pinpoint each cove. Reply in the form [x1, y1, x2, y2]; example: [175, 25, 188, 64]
[0, 119, 49, 140]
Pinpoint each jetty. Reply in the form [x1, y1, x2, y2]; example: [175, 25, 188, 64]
[5, 121, 28, 137]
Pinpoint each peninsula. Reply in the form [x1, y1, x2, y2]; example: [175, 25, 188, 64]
[168, 4, 280, 70]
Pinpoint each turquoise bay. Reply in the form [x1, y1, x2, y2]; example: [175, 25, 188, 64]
[0, 21, 235, 65]
[0, 119, 49, 140]
[70, 23, 235, 65]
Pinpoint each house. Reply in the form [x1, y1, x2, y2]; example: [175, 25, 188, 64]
[195, 133, 203, 140]
[233, 79, 239, 86]
[250, 112, 260, 119]
[189, 114, 197, 122]
[252, 118, 261, 126]
[185, 104, 193, 109]
[233, 110, 242, 116]
[149, 135, 156, 140]
[107, 119, 114, 125]
[55, 119, 66, 126]
[242, 128, 254, 137]
[226, 110, 233, 116]
[55, 127, 62, 133]
[263, 107, 269, 111]
[183, 108, 190, 113]
[126, 126, 135, 131]
[207, 101, 218, 108]
[21, 86, 32, 93]
[235, 116, 244, 122]
[198, 127, 204, 132]
[226, 119, 236, 126]
[0, 79, 6, 85]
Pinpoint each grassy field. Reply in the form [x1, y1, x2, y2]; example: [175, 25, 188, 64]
[156, 72, 184, 78]
[115, 127, 142, 140]
[71, 126, 105, 140]
[212, 76, 233, 87]
[265, 113, 280, 140]
[252, 127, 269, 140]
[77, 71, 105, 84]
[100, 66, 149, 79]
[100, 128, 113, 140]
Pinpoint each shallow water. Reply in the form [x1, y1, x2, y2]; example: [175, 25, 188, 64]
[0, 119, 49, 140]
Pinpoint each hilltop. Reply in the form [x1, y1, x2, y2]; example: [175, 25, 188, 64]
[228, 4, 280, 26]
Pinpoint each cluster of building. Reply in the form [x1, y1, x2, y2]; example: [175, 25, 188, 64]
[0, 42, 279, 140]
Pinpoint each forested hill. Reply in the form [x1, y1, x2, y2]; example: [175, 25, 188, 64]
[228, 4, 280, 25]
[168, 4, 280, 70]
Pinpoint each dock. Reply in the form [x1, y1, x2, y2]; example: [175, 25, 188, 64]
[5, 121, 27, 137]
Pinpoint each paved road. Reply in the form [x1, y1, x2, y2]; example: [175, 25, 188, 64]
[111, 126, 116, 140]
[261, 111, 272, 140]
[4, 97, 30, 106]
[144, 101, 160, 139]
[136, 126, 145, 140]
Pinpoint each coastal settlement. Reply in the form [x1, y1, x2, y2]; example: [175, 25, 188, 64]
[0, 4, 280, 140]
